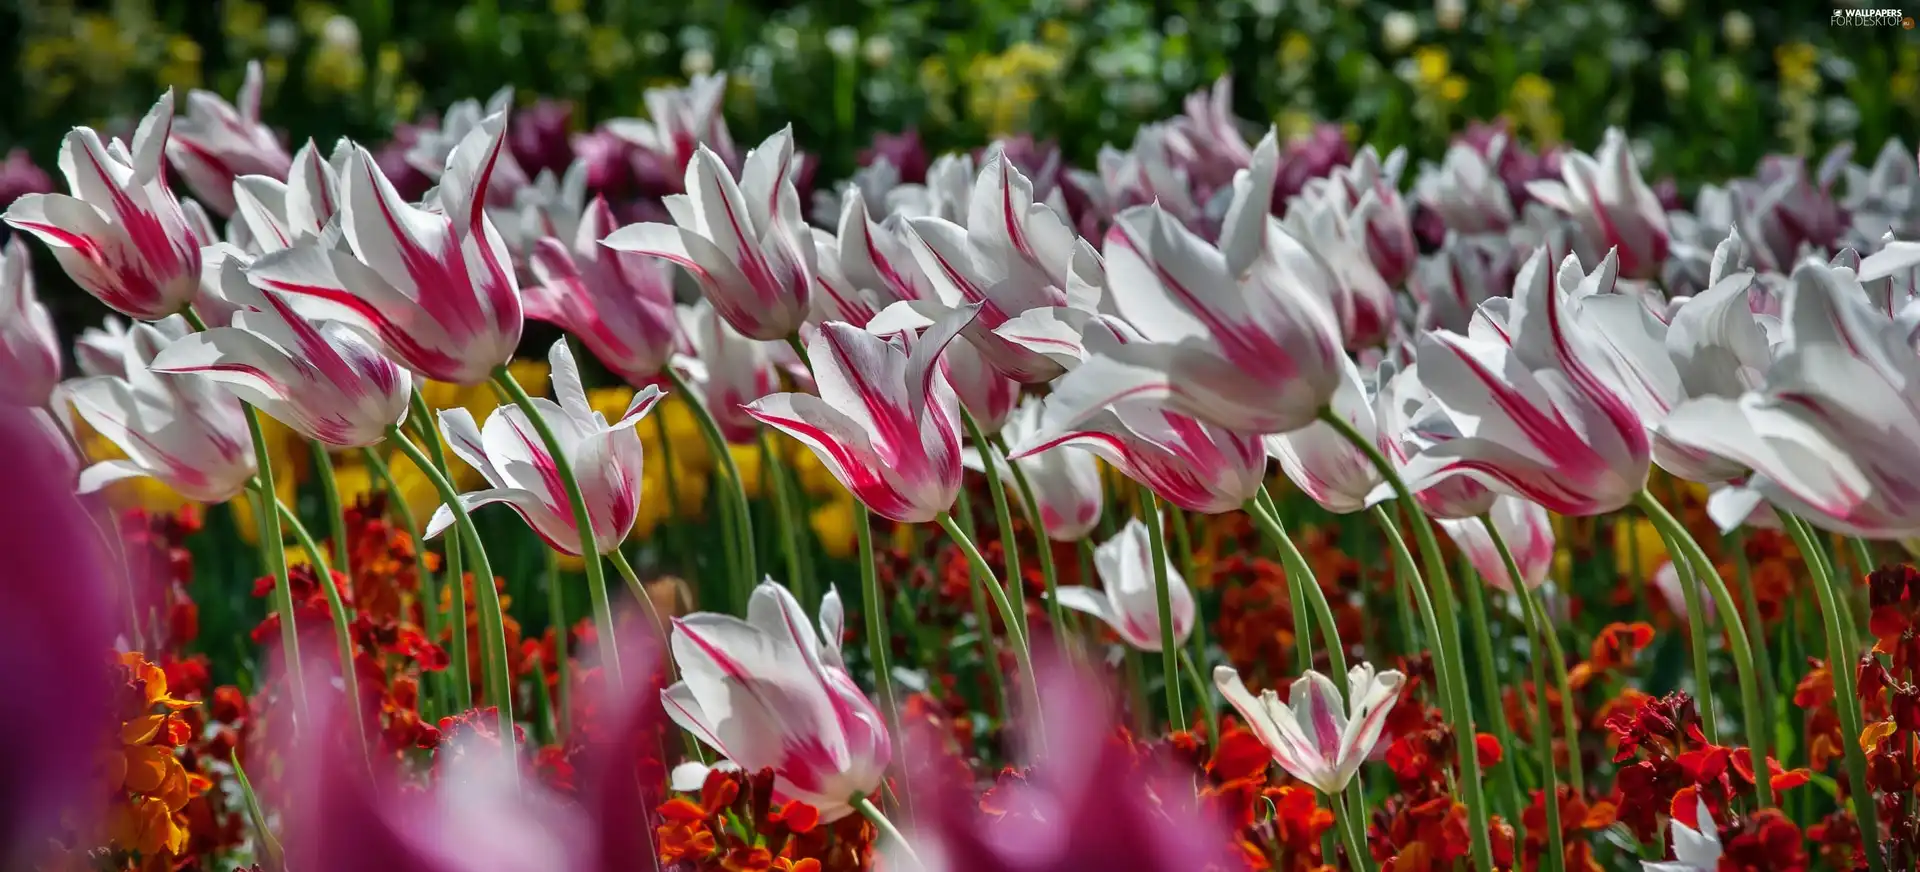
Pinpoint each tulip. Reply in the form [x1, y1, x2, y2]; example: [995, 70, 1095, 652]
[1010, 398, 1266, 516]
[834, 188, 933, 307]
[963, 398, 1102, 542]
[1315, 145, 1417, 288]
[405, 87, 530, 205]
[505, 160, 589, 263]
[942, 340, 1020, 434]
[1213, 662, 1405, 794]
[429, 339, 661, 554]
[1652, 246, 1778, 483]
[1371, 359, 1497, 519]
[1052, 518, 1193, 651]
[743, 306, 976, 523]
[230, 139, 346, 254]
[1748, 152, 1848, 269]
[66, 321, 257, 503]
[898, 151, 1100, 384]
[1663, 258, 1920, 537]
[164, 61, 293, 217]
[605, 73, 738, 186]
[1414, 135, 1517, 236]
[1411, 232, 1515, 334]
[1642, 796, 1722, 872]
[663, 582, 890, 821]
[0, 237, 60, 407]
[1526, 128, 1670, 280]
[602, 128, 813, 341]
[673, 299, 785, 445]
[1436, 496, 1555, 591]
[74, 315, 187, 378]
[1172, 75, 1254, 189]
[4, 91, 204, 320]
[149, 256, 411, 447]
[1402, 248, 1652, 516]
[246, 112, 522, 385]
[1053, 132, 1346, 436]
[1266, 357, 1381, 514]
[524, 195, 679, 385]
[886, 152, 975, 224]
[1843, 138, 1920, 245]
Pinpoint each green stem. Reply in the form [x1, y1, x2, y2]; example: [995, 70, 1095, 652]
[856, 504, 914, 815]
[1483, 516, 1583, 796]
[607, 548, 673, 672]
[492, 367, 621, 685]
[266, 490, 369, 764]
[363, 447, 444, 718]
[1340, 786, 1376, 872]
[387, 426, 515, 749]
[1851, 536, 1878, 578]
[1632, 490, 1772, 809]
[995, 436, 1066, 646]
[1456, 552, 1527, 818]
[957, 486, 1009, 718]
[1330, 788, 1374, 872]
[1518, 585, 1568, 872]
[1655, 519, 1721, 741]
[1321, 410, 1491, 872]
[1251, 490, 1318, 679]
[854, 794, 923, 869]
[1179, 647, 1218, 747]
[936, 511, 1045, 749]
[961, 409, 1026, 641]
[545, 549, 571, 743]
[245, 407, 308, 720]
[407, 389, 470, 712]
[759, 431, 808, 604]
[1782, 515, 1884, 872]
[310, 439, 351, 576]
[1247, 491, 1349, 689]
[664, 367, 755, 609]
[1143, 494, 1185, 732]
[1730, 527, 1777, 759]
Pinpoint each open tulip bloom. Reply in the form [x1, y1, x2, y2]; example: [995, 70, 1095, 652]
[524, 194, 679, 384]
[0, 236, 61, 407]
[148, 256, 412, 448]
[1641, 796, 1722, 872]
[1053, 518, 1194, 652]
[663, 583, 889, 822]
[1010, 395, 1267, 515]
[962, 397, 1103, 542]
[430, 339, 662, 554]
[164, 60, 293, 217]
[229, 139, 347, 255]
[246, 110, 522, 385]
[744, 304, 977, 523]
[1214, 663, 1405, 795]
[4, 91, 204, 321]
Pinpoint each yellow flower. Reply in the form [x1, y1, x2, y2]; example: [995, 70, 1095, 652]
[1439, 75, 1469, 103]
[156, 35, 203, 90]
[1774, 43, 1820, 92]
[1613, 518, 1669, 582]
[730, 443, 766, 500]
[810, 497, 860, 559]
[1279, 31, 1314, 69]
[1413, 46, 1450, 86]
[632, 460, 712, 542]
[1040, 20, 1073, 47]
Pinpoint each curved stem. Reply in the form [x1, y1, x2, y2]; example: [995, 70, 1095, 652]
[1143, 493, 1185, 732]
[310, 440, 351, 576]
[1782, 515, 1884, 872]
[1247, 491, 1347, 685]
[854, 794, 923, 870]
[362, 447, 445, 717]
[1483, 516, 1583, 796]
[245, 408, 308, 722]
[1456, 552, 1527, 818]
[388, 426, 515, 750]
[407, 389, 471, 711]
[1517, 586, 1568, 872]
[607, 548, 673, 671]
[856, 504, 914, 814]
[1329, 787, 1374, 872]
[1322, 410, 1491, 872]
[1260, 490, 1315, 675]
[492, 367, 622, 685]
[1656, 520, 1721, 741]
[1178, 647, 1218, 747]
[545, 550, 571, 743]
[994, 435, 1065, 646]
[266, 491, 371, 764]
[758, 431, 808, 604]
[961, 409, 1025, 641]
[1632, 490, 1771, 808]
[1729, 527, 1776, 758]
[936, 511, 1045, 750]
[956, 486, 1008, 718]
[663, 367, 755, 609]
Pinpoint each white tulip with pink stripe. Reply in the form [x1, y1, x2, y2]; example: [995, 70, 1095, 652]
[4, 91, 204, 321]
[244, 112, 522, 386]
[230, 139, 345, 255]
[164, 61, 293, 218]
[1010, 395, 1266, 516]
[1436, 496, 1557, 592]
[603, 128, 814, 341]
[1214, 663, 1405, 795]
[663, 582, 890, 822]
[524, 194, 679, 385]
[1052, 519, 1194, 652]
[1266, 356, 1383, 515]
[149, 256, 411, 448]
[427, 339, 663, 555]
[0, 236, 61, 407]
[744, 305, 978, 524]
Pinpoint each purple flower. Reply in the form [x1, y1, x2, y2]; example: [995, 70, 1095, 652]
[0, 148, 55, 214]
[1272, 123, 1352, 212]
[860, 129, 929, 184]
[510, 98, 576, 179]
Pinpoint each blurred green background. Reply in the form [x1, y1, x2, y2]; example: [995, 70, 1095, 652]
[4, 0, 1916, 192]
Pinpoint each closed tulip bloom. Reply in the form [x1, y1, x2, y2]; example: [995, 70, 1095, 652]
[1663, 259, 1920, 538]
[1527, 128, 1670, 280]
[1266, 357, 1382, 515]
[246, 113, 522, 385]
[606, 73, 739, 185]
[1213, 663, 1405, 795]
[164, 61, 292, 217]
[4, 91, 204, 320]
[1651, 248, 1778, 483]
[1414, 136, 1517, 236]
[942, 340, 1020, 434]
[1282, 183, 1399, 349]
[1011, 398, 1266, 515]
[149, 257, 411, 447]
[886, 152, 975, 224]
[524, 195, 679, 384]
[743, 306, 977, 523]
[663, 583, 889, 821]
[0, 237, 61, 407]
[74, 315, 189, 379]
[1372, 360, 1497, 519]
[1411, 232, 1515, 334]
[65, 322, 257, 502]
[674, 299, 785, 445]
[1403, 248, 1653, 515]
[603, 128, 814, 341]
[230, 139, 345, 254]
[1436, 495, 1555, 591]
[430, 339, 662, 554]
[1055, 132, 1346, 436]
[1316, 145, 1417, 288]
[964, 398, 1102, 542]
[1052, 518, 1194, 652]
[405, 88, 531, 206]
